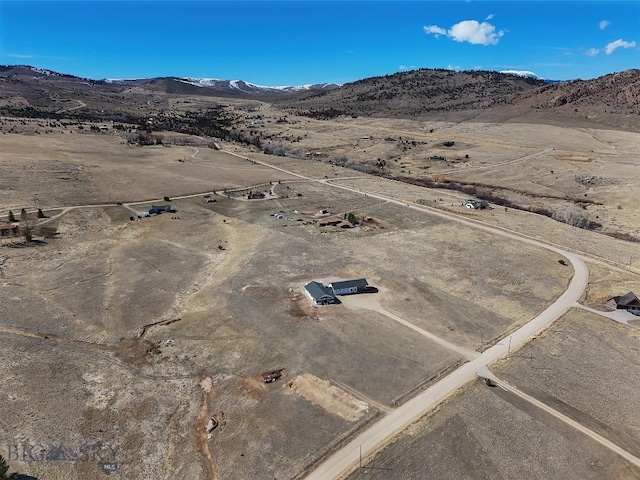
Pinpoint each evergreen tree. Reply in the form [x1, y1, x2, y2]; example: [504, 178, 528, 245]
[37, 208, 45, 219]
[0, 454, 9, 480]
[7, 210, 15, 222]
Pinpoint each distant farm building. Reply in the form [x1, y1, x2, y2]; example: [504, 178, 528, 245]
[609, 292, 640, 315]
[0, 222, 20, 238]
[248, 191, 266, 199]
[304, 281, 338, 306]
[149, 205, 171, 215]
[463, 200, 489, 210]
[330, 279, 369, 295]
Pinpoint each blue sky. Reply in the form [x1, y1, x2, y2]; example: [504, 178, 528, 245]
[0, 1, 638, 85]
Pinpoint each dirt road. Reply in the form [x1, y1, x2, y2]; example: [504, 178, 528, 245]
[485, 373, 640, 469]
[339, 293, 478, 360]
[305, 251, 588, 479]
[216, 149, 595, 480]
[11, 146, 597, 479]
[436, 147, 553, 175]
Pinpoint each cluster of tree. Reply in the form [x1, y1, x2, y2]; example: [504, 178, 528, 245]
[261, 142, 287, 156]
[552, 204, 595, 229]
[126, 131, 157, 146]
[294, 108, 348, 120]
[344, 212, 359, 225]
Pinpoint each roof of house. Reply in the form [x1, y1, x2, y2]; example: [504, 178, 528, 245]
[330, 278, 368, 290]
[304, 281, 336, 301]
[149, 205, 171, 212]
[612, 291, 640, 307]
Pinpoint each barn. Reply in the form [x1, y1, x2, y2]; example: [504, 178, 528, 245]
[329, 279, 369, 296]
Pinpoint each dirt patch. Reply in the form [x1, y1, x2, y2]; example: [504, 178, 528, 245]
[287, 291, 319, 321]
[284, 374, 369, 422]
[115, 337, 160, 365]
[552, 154, 592, 162]
[195, 377, 218, 480]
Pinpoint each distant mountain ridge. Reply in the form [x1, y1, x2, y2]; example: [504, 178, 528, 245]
[0, 65, 340, 95]
[279, 68, 640, 127]
[0, 64, 638, 131]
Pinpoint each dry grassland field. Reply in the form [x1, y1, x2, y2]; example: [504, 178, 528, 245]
[238, 110, 640, 238]
[349, 309, 640, 480]
[0, 130, 297, 210]
[2, 99, 640, 480]
[347, 379, 640, 480]
[493, 309, 640, 457]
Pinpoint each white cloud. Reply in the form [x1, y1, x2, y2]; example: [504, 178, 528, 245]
[485, 14, 495, 20]
[446, 64, 461, 71]
[8, 53, 37, 58]
[599, 20, 611, 30]
[424, 20, 504, 46]
[423, 25, 447, 38]
[605, 39, 637, 54]
[399, 65, 418, 71]
[449, 20, 504, 45]
[585, 48, 599, 57]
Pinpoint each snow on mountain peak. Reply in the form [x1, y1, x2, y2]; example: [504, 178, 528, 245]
[499, 70, 545, 80]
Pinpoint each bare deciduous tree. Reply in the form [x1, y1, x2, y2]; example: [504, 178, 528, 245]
[553, 204, 590, 229]
[20, 208, 32, 242]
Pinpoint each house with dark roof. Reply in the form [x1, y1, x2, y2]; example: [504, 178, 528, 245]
[304, 281, 337, 306]
[609, 291, 640, 315]
[463, 199, 489, 210]
[329, 279, 369, 296]
[149, 205, 172, 215]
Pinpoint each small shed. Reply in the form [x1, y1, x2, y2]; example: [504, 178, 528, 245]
[0, 222, 20, 238]
[610, 292, 640, 315]
[304, 281, 337, 306]
[330, 279, 369, 296]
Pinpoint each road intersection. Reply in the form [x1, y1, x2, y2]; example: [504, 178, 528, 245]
[18, 145, 635, 478]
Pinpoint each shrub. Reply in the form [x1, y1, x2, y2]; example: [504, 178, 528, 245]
[553, 204, 590, 229]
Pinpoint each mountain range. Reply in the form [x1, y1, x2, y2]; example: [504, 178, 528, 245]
[1, 64, 638, 131]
